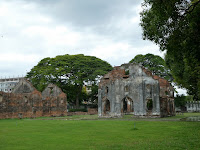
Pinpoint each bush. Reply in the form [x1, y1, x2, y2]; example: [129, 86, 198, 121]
[86, 104, 98, 108]
[175, 95, 193, 107]
[175, 94, 186, 107]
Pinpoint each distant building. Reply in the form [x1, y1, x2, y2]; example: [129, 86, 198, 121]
[0, 77, 24, 93]
[186, 101, 200, 112]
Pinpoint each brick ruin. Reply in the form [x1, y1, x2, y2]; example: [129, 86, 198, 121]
[98, 63, 175, 118]
[0, 79, 67, 119]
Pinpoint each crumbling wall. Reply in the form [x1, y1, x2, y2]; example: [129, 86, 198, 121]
[98, 64, 160, 117]
[160, 98, 175, 117]
[98, 63, 175, 118]
[42, 84, 67, 117]
[0, 80, 67, 119]
[0, 91, 42, 119]
[152, 75, 175, 117]
[67, 108, 98, 116]
[12, 79, 35, 94]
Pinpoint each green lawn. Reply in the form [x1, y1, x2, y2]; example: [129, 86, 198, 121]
[0, 113, 200, 150]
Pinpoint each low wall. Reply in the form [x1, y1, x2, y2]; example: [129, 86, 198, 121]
[0, 90, 67, 119]
[67, 108, 98, 116]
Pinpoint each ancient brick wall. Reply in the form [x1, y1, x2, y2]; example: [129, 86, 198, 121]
[0, 91, 42, 119]
[0, 80, 67, 119]
[160, 98, 175, 117]
[41, 84, 67, 117]
[88, 108, 98, 115]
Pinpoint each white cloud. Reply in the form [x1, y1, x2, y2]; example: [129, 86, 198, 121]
[0, 0, 161, 68]
[0, 0, 186, 95]
[0, 53, 38, 63]
[174, 87, 188, 96]
[22, 25, 81, 46]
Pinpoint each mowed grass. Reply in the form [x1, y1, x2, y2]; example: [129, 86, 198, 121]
[0, 114, 200, 150]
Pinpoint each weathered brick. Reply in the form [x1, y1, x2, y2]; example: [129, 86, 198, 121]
[0, 79, 67, 119]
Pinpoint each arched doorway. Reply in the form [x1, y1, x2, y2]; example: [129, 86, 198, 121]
[121, 97, 133, 114]
[122, 98, 127, 113]
[103, 99, 110, 115]
[146, 98, 153, 114]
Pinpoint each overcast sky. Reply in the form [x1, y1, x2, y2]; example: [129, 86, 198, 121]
[0, 0, 186, 94]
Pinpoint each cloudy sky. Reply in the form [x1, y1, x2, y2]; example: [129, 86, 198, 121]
[0, 0, 186, 94]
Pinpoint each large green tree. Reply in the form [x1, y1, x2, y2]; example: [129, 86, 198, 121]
[26, 54, 112, 107]
[129, 53, 172, 81]
[174, 94, 193, 108]
[140, 0, 200, 100]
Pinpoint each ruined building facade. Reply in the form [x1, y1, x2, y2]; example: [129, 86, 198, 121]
[0, 79, 67, 119]
[98, 63, 175, 118]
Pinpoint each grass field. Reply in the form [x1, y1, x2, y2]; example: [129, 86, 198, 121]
[0, 113, 200, 150]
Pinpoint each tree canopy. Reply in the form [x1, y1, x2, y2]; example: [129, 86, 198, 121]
[26, 54, 112, 107]
[174, 94, 193, 108]
[129, 53, 172, 81]
[140, 0, 200, 100]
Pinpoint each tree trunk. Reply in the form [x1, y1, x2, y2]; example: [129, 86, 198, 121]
[76, 94, 80, 108]
[75, 85, 82, 108]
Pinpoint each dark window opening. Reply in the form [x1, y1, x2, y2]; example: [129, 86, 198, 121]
[122, 98, 127, 113]
[123, 76, 129, 79]
[105, 87, 108, 94]
[24, 96, 28, 103]
[104, 99, 110, 115]
[124, 85, 129, 92]
[147, 99, 153, 111]
[125, 70, 129, 75]
[122, 97, 133, 113]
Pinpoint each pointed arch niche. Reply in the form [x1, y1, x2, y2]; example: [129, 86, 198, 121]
[146, 98, 153, 114]
[103, 98, 111, 115]
[121, 97, 134, 114]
